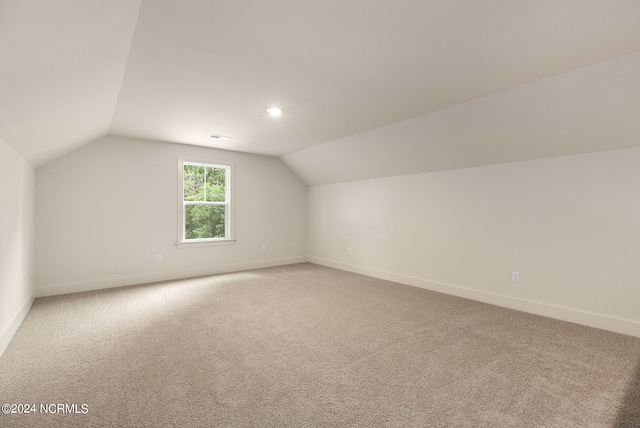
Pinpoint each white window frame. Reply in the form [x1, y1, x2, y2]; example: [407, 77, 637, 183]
[176, 156, 235, 248]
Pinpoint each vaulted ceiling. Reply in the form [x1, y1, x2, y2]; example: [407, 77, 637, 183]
[2, 1, 640, 184]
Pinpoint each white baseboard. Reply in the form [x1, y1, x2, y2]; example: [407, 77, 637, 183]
[35, 257, 308, 298]
[0, 295, 34, 358]
[308, 257, 640, 339]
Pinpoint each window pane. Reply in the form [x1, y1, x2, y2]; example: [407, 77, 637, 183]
[184, 205, 226, 239]
[205, 167, 226, 202]
[184, 165, 205, 202]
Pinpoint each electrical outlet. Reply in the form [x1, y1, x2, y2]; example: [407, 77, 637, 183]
[347, 248, 352, 255]
[261, 245, 267, 253]
[511, 271, 520, 282]
[156, 254, 162, 262]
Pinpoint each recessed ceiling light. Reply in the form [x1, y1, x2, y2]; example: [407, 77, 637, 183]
[267, 107, 282, 117]
[210, 134, 232, 141]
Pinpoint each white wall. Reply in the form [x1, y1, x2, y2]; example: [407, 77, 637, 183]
[308, 147, 640, 337]
[35, 135, 307, 296]
[0, 137, 35, 356]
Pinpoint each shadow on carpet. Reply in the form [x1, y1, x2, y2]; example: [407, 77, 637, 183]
[615, 355, 640, 428]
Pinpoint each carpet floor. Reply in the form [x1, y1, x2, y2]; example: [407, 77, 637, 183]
[1, 263, 639, 427]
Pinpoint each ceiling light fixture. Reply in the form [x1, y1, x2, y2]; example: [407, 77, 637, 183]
[267, 107, 282, 117]
[210, 134, 232, 141]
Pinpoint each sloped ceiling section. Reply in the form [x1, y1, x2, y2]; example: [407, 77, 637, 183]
[0, 0, 142, 166]
[1, 0, 640, 174]
[283, 51, 640, 186]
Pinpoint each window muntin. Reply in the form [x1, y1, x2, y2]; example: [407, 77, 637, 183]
[181, 162, 231, 241]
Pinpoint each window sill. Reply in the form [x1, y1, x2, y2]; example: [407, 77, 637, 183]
[175, 239, 236, 249]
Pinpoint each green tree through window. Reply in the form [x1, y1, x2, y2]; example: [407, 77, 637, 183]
[183, 163, 229, 240]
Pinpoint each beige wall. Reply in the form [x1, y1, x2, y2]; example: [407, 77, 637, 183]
[35, 135, 307, 295]
[0, 137, 34, 355]
[308, 147, 640, 336]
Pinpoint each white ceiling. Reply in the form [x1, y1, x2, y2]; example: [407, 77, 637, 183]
[1, 1, 640, 181]
[284, 50, 640, 185]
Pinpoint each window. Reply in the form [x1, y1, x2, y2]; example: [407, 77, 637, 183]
[177, 159, 234, 246]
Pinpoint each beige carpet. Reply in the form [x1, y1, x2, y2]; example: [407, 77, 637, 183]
[1, 263, 639, 427]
